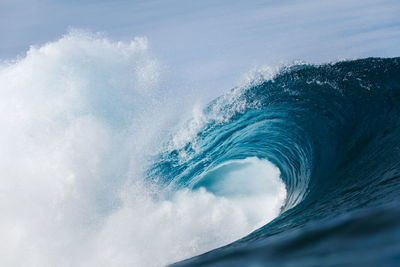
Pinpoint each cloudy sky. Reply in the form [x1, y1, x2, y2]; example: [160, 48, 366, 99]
[1, 0, 399, 95]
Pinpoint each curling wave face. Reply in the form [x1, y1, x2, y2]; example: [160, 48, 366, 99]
[171, 57, 400, 266]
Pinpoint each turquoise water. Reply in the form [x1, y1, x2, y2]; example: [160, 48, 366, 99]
[159, 58, 400, 266]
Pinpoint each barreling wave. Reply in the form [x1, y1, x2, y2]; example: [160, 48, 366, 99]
[151, 57, 400, 266]
[2, 31, 399, 266]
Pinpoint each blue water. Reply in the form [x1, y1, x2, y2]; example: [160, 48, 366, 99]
[151, 57, 400, 266]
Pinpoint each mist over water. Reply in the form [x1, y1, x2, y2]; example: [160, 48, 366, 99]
[0, 31, 287, 267]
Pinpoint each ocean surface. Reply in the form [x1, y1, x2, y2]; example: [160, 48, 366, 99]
[1, 32, 399, 266]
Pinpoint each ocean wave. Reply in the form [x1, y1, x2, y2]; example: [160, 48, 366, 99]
[1, 30, 400, 267]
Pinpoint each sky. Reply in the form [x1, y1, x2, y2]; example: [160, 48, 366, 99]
[1, 0, 400, 96]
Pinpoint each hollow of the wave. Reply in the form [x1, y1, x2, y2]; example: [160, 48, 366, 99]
[192, 157, 287, 229]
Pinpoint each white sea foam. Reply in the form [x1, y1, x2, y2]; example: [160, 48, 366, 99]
[0, 31, 286, 267]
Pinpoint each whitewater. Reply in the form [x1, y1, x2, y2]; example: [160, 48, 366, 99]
[0, 31, 286, 267]
[1, 30, 400, 267]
